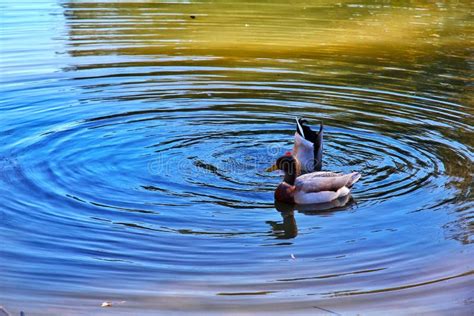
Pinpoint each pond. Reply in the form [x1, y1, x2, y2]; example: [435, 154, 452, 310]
[1, 0, 472, 314]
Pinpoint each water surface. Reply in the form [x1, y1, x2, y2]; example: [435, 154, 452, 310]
[1, 0, 473, 315]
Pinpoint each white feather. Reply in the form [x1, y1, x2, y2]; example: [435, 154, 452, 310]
[295, 117, 305, 139]
[294, 186, 350, 204]
[293, 132, 314, 173]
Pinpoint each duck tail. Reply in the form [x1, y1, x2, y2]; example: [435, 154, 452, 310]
[295, 117, 305, 139]
[296, 118, 323, 142]
[347, 172, 361, 188]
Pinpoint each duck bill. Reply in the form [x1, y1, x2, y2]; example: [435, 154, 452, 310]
[265, 164, 279, 172]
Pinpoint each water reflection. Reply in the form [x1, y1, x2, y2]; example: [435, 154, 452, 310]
[267, 211, 298, 239]
[270, 196, 354, 239]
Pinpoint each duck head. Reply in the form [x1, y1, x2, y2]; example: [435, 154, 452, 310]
[266, 152, 301, 185]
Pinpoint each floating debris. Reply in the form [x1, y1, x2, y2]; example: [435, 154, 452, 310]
[290, 254, 296, 260]
[101, 301, 126, 308]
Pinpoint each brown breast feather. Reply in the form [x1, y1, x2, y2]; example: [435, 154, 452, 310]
[275, 182, 295, 204]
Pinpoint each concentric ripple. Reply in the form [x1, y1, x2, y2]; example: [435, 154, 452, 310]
[14, 84, 471, 213]
[1, 0, 472, 315]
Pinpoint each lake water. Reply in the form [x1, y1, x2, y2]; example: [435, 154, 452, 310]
[1, 1, 473, 315]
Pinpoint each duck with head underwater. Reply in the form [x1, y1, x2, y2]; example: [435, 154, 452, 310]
[267, 118, 360, 204]
[293, 117, 323, 173]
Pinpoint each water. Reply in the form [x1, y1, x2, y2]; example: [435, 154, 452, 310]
[1, 1, 473, 314]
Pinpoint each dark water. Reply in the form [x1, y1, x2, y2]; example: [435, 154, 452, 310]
[1, 1, 473, 315]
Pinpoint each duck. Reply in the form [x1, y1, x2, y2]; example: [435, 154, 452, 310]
[266, 153, 361, 204]
[293, 118, 323, 173]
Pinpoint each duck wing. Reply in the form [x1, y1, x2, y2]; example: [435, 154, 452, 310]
[295, 171, 361, 193]
[295, 118, 323, 171]
[294, 186, 350, 205]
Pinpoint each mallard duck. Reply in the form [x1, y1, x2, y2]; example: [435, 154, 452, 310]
[266, 153, 361, 204]
[293, 118, 323, 173]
